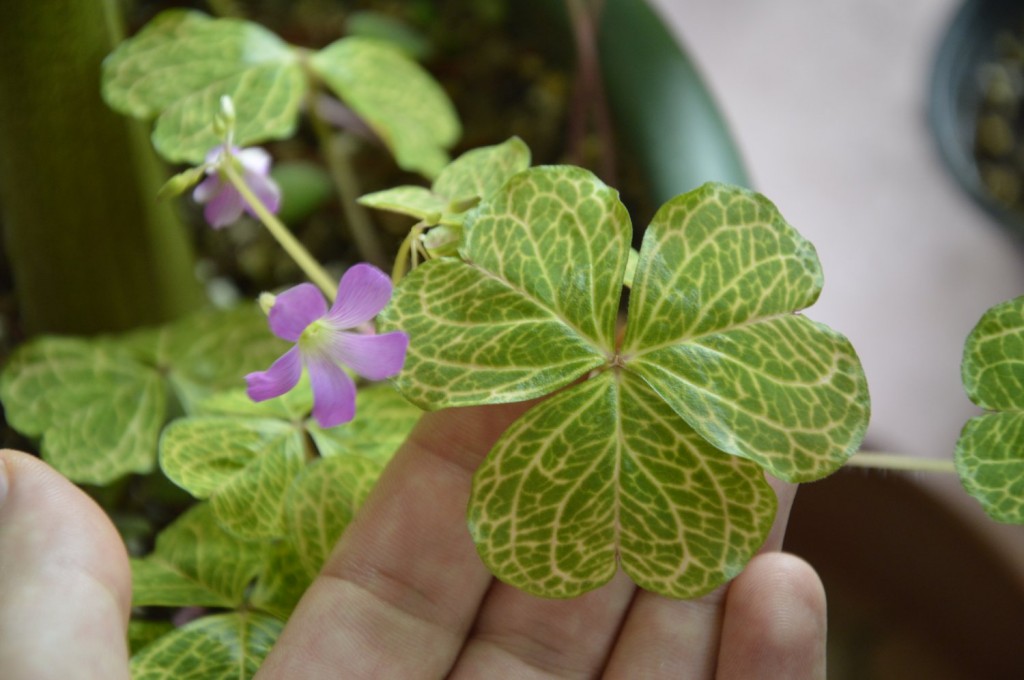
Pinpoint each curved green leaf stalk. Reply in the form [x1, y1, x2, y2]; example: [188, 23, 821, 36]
[843, 452, 957, 474]
[222, 162, 338, 299]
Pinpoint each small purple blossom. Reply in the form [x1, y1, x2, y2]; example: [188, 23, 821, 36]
[193, 145, 281, 229]
[245, 264, 409, 428]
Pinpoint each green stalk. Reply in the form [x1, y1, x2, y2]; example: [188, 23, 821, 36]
[305, 90, 387, 269]
[0, 0, 204, 336]
[843, 451, 957, 474]
[223, 163, 337, 300]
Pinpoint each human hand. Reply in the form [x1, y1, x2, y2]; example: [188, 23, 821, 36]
[0, 404, 825, 680]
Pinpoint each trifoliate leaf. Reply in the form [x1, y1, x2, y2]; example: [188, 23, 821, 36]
[129, 612, 282, 680]
[623, 183, 869, 482]
[359, 137, 531, 225]
[131, 502, 265, 608]
[160, 416, 306, 538]
[0, 338, 165, 484]
[380, 165, 630, 408]
[470, 371, 776, 598]
[383, 172, 868, 597]
[0, 307, 287, 485]
[310, 37, 460, 177]
[102, 9, 305, 163]
[957, 295, 1024, 523]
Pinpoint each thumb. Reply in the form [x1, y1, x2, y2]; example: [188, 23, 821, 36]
[0, 449, 131, 680]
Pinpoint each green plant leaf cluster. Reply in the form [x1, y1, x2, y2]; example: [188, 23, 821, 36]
[101, 9, 459, 176]
[381, 169, 870, 598]
[956, 295, 1024, 523]
[130, 612, 283, 680]
[159, 383, 418, 539]
[0, 307, 287, 484]
[360, 136, 531, 225]
[360, 136, 531, 259]
[128, 383, 420, 674]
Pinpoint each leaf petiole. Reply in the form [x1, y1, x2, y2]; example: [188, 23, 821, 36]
[843, 451, 957, 474]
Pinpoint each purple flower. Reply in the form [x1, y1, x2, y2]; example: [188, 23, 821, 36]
[193, 145, 281, 229]
[245, 264, 409, 428]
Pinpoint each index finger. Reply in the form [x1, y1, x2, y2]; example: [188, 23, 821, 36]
[256, 402, 530, 679]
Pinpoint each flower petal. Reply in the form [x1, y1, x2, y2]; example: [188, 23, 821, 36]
[329, 331, 409, 380]
[236, 147, 272, 175]
[245, 346, 303, 402]
[325, 264, 394, 329]
[243, 170, 281, 215]
[308, 355, 357, 427]
[269, 283, 327, 342]
[192, 175, 222, 203]
[203, 184, 245, 228]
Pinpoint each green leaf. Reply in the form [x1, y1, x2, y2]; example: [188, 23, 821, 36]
[160, 416, 306, 538]
[0, 307, 286, 485]
[161, 306, 290, 414]
[623, 183, 869, 482]
[310, 36, 460, 177]
[374, 175, 868, 596]
[286, 455, 384, 580]
[346, 10, 433, 60]
[380, 165, 630, 408]
[128, 620, 176, 656]
[358, 185, 448, 222]
[248, 539, 311, 621]
[469, 371, 776, 598]
[957, 295, 1024, 523]
[131, 502, 265, 608]
[102, 9, 304, 163]
[359, 137, 531, 224]
[433, 136, 531, 205]
[250, 453, 387, 617]
[0, 338, 165, 484]
[129, 612, 282, 680]
[196, 382, 312, 421]
[306, 383, 420, 461]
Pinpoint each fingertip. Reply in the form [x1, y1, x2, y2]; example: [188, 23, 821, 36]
[718, 552, 827, 680]
[0, 449, 132, 679]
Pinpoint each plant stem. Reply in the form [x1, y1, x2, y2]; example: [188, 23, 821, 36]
[306, 93, 388, 269]
[223, 163, 337, 300]
[843, 451, 957, 474]
[565, 0, 616, 184]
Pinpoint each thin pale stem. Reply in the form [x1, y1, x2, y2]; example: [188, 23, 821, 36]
[306, 91, 388, 269]
[392, 222, 426, 282]
[223, 163, 337, 300]
[843, 451, 957, 474]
